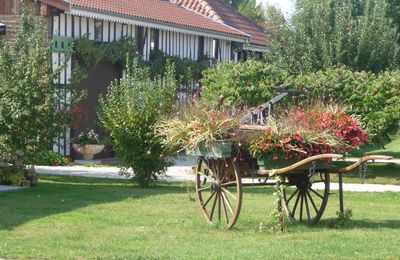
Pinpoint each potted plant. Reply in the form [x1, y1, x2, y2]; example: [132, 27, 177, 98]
[72, 130, 105, 161]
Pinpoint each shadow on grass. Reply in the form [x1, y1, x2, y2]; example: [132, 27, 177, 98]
[0, 174, 186, 230]
[316, 219, 400, 230]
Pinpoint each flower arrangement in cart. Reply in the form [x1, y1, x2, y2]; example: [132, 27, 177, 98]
[72, 129, 105, 161]
[249, 106, 368, 162]
[158, 100, 368, 163]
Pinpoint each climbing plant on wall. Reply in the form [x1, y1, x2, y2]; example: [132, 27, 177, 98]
[73, 37, 209, 85]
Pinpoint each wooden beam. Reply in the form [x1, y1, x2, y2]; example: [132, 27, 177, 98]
[38, 0, 69, 12]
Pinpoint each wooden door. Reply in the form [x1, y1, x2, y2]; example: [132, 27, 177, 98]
[72, 61, 122, 160]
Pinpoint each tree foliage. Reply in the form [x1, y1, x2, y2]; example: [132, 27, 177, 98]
[0, 8, 84, 185]
[225, 0, 265, 24]
[266, 0, 400, 73]
[98, 59, 178, 187]
[201, 61, 400, 145]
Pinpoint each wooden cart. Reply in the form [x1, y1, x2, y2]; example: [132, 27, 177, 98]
[195, 152, 393, 229]
[194, 86, 393, 229]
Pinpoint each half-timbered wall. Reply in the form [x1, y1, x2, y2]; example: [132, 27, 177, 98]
[52, 13, 234, 155]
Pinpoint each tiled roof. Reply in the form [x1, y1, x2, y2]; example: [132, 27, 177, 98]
[68, 0, 249, 38]
[175, 0, 266, 47]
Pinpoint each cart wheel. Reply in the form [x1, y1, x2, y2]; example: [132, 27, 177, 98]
[195, 157, 243, 229]
[281, 172, 330, 224]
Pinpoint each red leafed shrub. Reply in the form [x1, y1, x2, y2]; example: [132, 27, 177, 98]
[249, 107, 368, 160]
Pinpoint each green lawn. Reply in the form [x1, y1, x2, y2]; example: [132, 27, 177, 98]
[339, 134, 400, 185]
[350, 134, 400, 159]
[1, 175, 399, 259]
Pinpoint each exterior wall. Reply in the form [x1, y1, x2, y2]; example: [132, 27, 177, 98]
[51, 12, 237, 156]
[0, 0, 37, 15]
[0, 15, 20, 43]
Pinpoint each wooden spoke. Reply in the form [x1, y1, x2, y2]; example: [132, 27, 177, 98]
[218, 194, 222, 221]
[221, 192, 234, 215]
[198, 172, 214, 181]
[221, 187, 237, 201]
[306, 189, 318, 214]
[304, 191, 311, 221]
[281, 172, 330, 224]
[202, 191, 216, 208]
[221, 181, 238, 187]
[286, 188, 299, 204]
[195, 158, 243, 229]
[291, 189, 301, 216]
[198, 186, 211, 192]
[309, 188, 324, 200]
[209, 194, 218, 221]
[299, 190, 304, 222]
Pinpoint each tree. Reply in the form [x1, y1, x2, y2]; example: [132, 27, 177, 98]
[266, 0, 400, 74]
[0, 7, 84, 185]
[225, 0, 265, 24]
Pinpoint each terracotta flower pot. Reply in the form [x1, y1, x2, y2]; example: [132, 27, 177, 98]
[72, 144, 105, 161]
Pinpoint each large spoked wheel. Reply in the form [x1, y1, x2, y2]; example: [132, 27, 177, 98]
[281, 171, 330, 224]
[195, 157, 243, 229]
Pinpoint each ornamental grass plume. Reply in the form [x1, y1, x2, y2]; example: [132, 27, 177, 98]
[157, 102, 242, 153]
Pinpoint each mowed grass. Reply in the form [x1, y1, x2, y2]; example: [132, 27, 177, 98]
[0, 175, 399, 259]
[340, 134, 400, 185]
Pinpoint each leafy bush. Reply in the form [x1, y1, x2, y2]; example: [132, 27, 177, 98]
[0, 8, 83, 184]
[98, 59, 177, 187]
[200, 62, 400, 145]
[0, 141, 37, 186]
[31, 151, 70, 166]
[200, 60, 288, 109]
[284, 68, 400, 144]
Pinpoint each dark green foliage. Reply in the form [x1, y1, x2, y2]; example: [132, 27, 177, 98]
[200, 60, 288, 108]
[200, 62, 400, 145]
[142, 50, 209, 85]
[327, 209, 353, 229]
[0, 8, 84, 185]
[73, 39, 208, 85]
[266, 0, 400, 73]
[98, 59, 178, 187]
[284, 67, 400, 144]
[225, 0, 265, 24]
[31, 151, 70, 166]
[73, 37, 138, 67]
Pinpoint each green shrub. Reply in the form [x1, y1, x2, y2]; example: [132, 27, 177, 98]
[0, 8, 84, 171]
[98, 59, 178, 187]
[200, 62, 400, 145]
[0, 144, 37, 186]
[200, 60, 288, 108]
[284, 67, 400, 144]
[31, 151, 70, 166]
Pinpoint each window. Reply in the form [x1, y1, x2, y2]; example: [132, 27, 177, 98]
[149, 28, 159, 61]
[212, 39, 220, 61]
[198, 36, 204, 60]
[136, 26, 144, 55]
[94, 19, 102, 41]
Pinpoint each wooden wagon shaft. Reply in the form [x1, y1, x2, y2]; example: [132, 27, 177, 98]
[329, 155, 394, 174]
[256, 154, 344, 175]
[256, 154, 394, 176]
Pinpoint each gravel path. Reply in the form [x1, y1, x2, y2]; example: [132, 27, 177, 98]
[34, 159, 400, 193]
